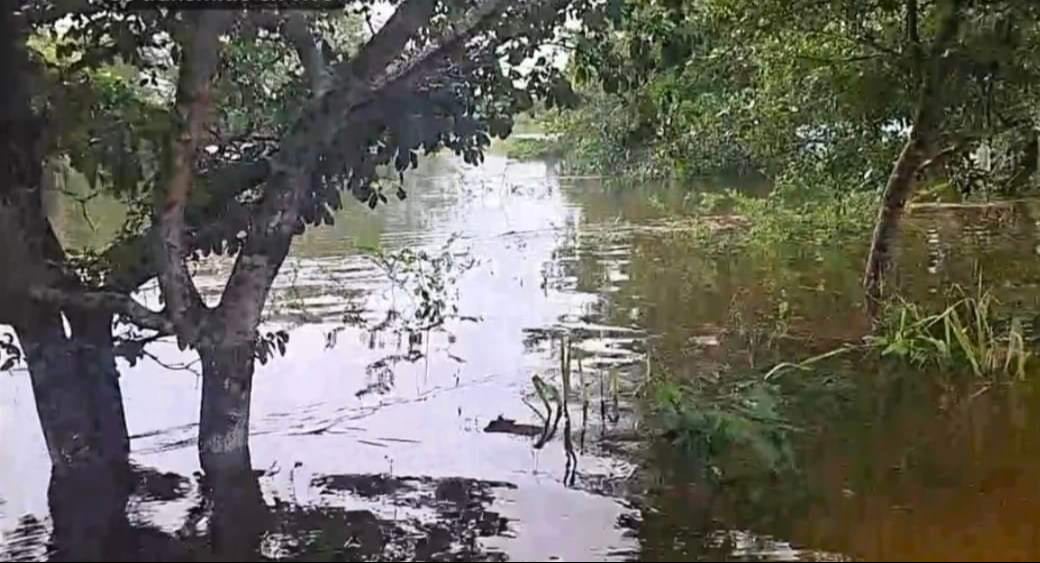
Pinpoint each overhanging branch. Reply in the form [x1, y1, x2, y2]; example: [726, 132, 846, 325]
[29, 287, 176, 335]
[214, 0, 524, 330]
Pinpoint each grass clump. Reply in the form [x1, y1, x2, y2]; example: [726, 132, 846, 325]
[869, 284, 1032, 380]
[683, 188, 876, 252]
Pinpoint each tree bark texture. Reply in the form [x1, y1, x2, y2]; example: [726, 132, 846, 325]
[47, 461, 133, 561]
[204, 460, 267, 560]
[198, 337, 257, 475]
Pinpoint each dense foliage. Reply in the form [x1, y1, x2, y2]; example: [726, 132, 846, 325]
[550, 0, 1040, 200]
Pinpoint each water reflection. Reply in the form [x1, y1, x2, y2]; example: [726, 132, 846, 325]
[10, 152, 1040, 561]
[590, 197, 1040, 561]
[4, 155, 639, 562]
[3, 461, 525, 562]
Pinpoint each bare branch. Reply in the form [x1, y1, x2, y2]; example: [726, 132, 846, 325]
[29, 287, 176, 335]
[141, 348, 201, 376]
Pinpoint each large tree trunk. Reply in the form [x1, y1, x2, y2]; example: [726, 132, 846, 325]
[16, 310, 130, 472]
[198, 337, 257, 475]
[47, 461, 133, 561]
[68, 311, 131, 463]
[1, 5, 129, 473]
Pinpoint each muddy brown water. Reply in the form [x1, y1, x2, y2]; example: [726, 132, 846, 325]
[4, 154, 1040, 561]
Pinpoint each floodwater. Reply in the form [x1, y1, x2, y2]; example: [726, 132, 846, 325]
[4, 153, 1040, 561]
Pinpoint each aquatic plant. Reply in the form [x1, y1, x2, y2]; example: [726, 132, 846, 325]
[363, 235, 476, 334]
[683, 189, 876, 253]
[496, 136, 563, 161]
[649, 374, 796, 481]
[868, 284, 1032, 380]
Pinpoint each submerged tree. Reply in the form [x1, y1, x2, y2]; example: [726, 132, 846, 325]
[1, 0, 583, 475]
[563, 0, 1040, 307]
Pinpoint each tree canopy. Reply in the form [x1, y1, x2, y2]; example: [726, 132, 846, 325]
[559, 0, 1040, 197]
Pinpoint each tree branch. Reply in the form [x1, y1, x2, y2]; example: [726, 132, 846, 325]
[916, 142, 964, 174]
[338, 0, 436, 83]
[906, 0, 923, 82]
[103, 159, 270, 295]
[157, 11, 235, 344]
[214, 0, 526, 337]
[249, 12, 332, 96]
[29, 287, 176, 335]
[795, 54, 882, 65]
[282, 13, 330, 96]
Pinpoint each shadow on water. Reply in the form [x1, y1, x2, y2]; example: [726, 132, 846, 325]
[3, 462, 518, 562]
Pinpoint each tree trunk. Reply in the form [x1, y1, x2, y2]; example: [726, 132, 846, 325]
[47, 461, 133, 561]
[17, 309, 130, 473]
[204, 460, 267, 560]
[862, 0, 964, 312]
[68, 310, 130, 463]
[198, 337, 257, 475]
[1, 0, 130, 474]
[197, 335, 268, 560]
[863, 134, 931, 311]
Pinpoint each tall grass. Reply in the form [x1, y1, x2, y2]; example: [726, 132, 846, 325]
[869, 285, 1032, 380]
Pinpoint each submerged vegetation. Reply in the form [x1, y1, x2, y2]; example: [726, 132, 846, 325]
[643, 274, 1039, 484]
[870, 284, 1033, 380]
[649, 374, 795, 481]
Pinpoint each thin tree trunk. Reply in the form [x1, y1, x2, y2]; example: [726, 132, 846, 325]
[198, 337, 257, 475]
[863, 134, 932, 310]
[863, 0, 964, 312]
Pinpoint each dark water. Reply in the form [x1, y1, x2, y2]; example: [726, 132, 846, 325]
[4, 154, 1040, 561]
